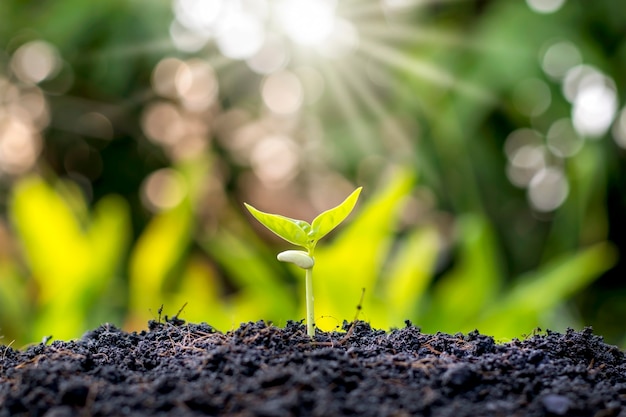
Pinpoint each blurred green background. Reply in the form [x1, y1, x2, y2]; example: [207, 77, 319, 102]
[1, 0, 625, 347]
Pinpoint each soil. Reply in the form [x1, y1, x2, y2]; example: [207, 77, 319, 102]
[1, 319, 625, 417]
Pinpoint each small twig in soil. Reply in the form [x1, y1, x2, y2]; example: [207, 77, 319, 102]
[353, 288, 365, 321]
[421, 338, 443, 355]
[337, 288, 367, 345]
[174, 302, 188, 319]
[164, 303, 188, 326]
[1, 340, 15, 366]
[157, 304, 164, 324]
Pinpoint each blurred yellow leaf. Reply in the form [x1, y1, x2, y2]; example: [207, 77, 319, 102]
[129, 200, 193, 315]
[315, 170, 415, 330]
[381, 225, 440, 326]
[9, 176, 130, 340]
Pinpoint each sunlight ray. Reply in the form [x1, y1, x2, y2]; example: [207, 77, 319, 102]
[333, 56, 415, 160]
[360, 39, 495, 103]
[358, 24, 481, 50]
[338, 0, 472, 18]
[342, 0, 475, 19]
[318, 61, 380, 155]
[402, 0, 476, 7]
[339, 1, 384, 18]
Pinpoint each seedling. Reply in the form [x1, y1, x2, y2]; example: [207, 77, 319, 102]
[244, 187, 362, 337]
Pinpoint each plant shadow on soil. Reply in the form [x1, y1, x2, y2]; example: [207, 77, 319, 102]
[1, 318, 626, 417]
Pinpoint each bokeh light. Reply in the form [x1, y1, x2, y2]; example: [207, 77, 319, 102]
[261, 71, 304, 115]
[152, 57, 185, 99]
[0, 117, 42, 175]
[546, 118, 583, 158]
[528, 166, 569, 212]
[142, 101, 186, 147]
[175, 59, 219, 111]
[541, 40, 582, 80]
[501, 128, 578, 208]
[504, 37, 616, 213]
[0, 42, 56, 177]
[504, 128, 543, 160]
[173, 0, 222, 37]
[612, 106, 626, 149]
[526, 0, 567, 14]
[141, 168, 188, 212]
[506, 144, 547, 189]
[247, 35, 290, 75]
[10, 41, 61, 85]
[571, 73, 617, 138]
[214, 5, 265, 60]
[169, 19, 210, 52]
[144, 56, 216, 161]
[169, 0, 356, 62]
[277, 0, 336, 46]
[250, 134, 300, 187]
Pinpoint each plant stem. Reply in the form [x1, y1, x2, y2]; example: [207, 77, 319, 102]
[305, 267, 315, 337]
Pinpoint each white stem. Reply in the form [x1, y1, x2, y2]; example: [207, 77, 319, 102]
[305, 267, 315, 337]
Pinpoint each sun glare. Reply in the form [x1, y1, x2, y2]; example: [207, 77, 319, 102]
[276, 0, 337, 46]
[149, 0, 495, 190]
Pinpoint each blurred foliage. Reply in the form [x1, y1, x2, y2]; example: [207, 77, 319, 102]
[1, 0, 625, 347]
[4, 176, 130, 341]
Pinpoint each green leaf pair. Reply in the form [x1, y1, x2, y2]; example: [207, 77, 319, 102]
[244, 187, 362, 253]
[244, 186, 362, 338]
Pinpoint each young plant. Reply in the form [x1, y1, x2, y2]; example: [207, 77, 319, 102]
[244, 187, 362, 337]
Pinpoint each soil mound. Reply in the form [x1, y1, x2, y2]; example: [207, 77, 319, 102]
[1, 320, 625, 416]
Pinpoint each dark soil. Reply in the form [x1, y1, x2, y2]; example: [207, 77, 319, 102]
[1, 320, 626, 417]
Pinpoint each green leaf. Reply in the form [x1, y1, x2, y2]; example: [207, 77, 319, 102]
[310, 187, 362, 242]
[244, 203, 311, 248]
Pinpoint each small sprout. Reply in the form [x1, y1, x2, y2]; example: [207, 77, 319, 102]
[277, 250, 315, 269]
[245, 187, 362, 337]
